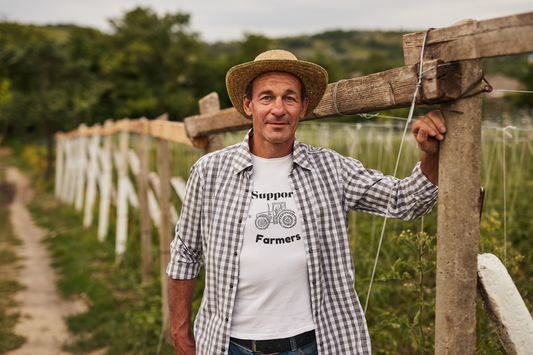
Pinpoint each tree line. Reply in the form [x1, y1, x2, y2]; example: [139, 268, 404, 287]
[1, 6, 532, 178]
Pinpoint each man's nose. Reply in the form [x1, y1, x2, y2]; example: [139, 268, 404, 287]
[271, 97, 285, 116]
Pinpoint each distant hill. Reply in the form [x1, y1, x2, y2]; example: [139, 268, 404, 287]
[34, 24, 74, 43]
[16, 22, 532, 93]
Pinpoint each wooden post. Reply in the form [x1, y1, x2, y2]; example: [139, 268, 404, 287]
[156, 113, 172, 342]
[116, 119, 130, 260]
[435, 59, 483, 354]
[199, 92, 224, 153]
[97, 120, 113, 242]
[137, 118, 152, 283]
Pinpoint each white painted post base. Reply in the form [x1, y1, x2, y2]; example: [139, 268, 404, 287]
[477, 253, 533, 354]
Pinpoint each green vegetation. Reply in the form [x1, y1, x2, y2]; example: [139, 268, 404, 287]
[0, 168, 26, 353]
[26, 184, 175, 354]
[2, 6, 532, 353]
[14, 121, 532, 354]
[1, 7, 532, 177]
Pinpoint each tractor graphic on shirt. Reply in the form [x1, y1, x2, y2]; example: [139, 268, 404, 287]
[255, 202, 297, 230]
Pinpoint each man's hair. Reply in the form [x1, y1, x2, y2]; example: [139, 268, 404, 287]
[245, 75, 306, 102]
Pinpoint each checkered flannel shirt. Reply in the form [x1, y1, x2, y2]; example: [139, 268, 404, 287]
[167, 130, 438, 355]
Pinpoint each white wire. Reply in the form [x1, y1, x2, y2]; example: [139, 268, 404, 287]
[501, 126, 515, 268]
[363, 30, 431, 315]
[491, 89, 533, 94]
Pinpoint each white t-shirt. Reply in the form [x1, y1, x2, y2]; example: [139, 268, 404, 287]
[230, 153, 315, 340]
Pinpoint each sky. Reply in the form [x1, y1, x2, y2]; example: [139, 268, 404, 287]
[1, 0, 533, 43]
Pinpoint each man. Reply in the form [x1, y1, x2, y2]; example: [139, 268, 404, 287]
[167, 50, 446, 355]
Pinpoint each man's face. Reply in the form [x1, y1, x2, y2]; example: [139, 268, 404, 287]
[243, 71, 309, 158]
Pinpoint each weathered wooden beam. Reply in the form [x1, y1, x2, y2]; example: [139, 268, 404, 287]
[184, 59, 460, 138]
[184, 107, 250, 137]
[306, 59, 461, 120]
[150, 116, 206, 148]
[403, 11, 533, 66]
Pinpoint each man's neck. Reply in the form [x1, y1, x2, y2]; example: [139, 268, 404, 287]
[249, 135, 294, 159]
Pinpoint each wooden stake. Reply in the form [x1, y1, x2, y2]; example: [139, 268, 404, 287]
[199, 92, 224, 153]
[156, 113, 172, 343]
[435, 59, 483, 354]
[137, 118, 152, 283]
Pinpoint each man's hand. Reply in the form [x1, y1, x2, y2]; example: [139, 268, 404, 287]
[169, 278, 197, 355]
[412, 110, 446, 156]
[412, 111, 446, 185]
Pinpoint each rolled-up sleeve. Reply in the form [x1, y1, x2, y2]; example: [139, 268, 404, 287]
[166, 164, 204, 280]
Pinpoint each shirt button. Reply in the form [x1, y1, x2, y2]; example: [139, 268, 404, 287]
[222, 348, 226, 352]
[230, 284, 234, 288]
[309, 248, 313, 253]
[238, 219, 242, 223]
[312, 280, 316, 285]
[315, 311, 319, 316]
[245, 189, 249, 192]
[225, 318, 229, 322]
[234, 251, 238, 256]
[294, 186, 299, 190]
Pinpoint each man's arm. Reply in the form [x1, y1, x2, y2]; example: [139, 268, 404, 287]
[169, 277, 197, 355]
[412, 110, 447, 186]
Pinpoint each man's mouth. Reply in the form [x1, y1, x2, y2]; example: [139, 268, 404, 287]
[268, 121, 288, 127]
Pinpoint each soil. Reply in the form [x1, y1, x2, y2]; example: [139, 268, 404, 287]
[4, 166, 103, 355]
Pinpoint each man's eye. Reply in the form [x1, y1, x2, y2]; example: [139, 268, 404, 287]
[261, 96, 271, 100]
[286, 97, 295, 101]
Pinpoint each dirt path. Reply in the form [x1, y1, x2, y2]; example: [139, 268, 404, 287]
[5, 167, 87, 355]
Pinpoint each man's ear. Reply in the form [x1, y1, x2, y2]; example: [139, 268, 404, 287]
[299, 97, 310, 119]
[243, 95, 253, 116]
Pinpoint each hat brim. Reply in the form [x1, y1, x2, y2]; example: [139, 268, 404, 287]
[226, 59, 328, 120]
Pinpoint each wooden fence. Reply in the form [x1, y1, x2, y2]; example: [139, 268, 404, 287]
[55, 11, 533, 352]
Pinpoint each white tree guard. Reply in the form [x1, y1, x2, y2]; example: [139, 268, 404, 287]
[115, 129, 129, 256]
[148, 172, 179, 225]
[65, 139, 77, 204]
[83, 133, 101, 228]
[478, 253, 533, 354]
[74, 132, 87, 211]
[97, 132, 113, 242]
[55, 138, 64, 199]
[60, 139, 72, 202]
[127, 147, 162, 227]
[126, 178, 139, 209]
[170, 176, 187, 201]
[127, 149, 141, 175]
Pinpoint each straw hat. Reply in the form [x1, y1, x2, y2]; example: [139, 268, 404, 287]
[226, 49, 328, 120]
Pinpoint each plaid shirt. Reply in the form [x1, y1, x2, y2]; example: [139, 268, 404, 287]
[167, 130, 438, 355]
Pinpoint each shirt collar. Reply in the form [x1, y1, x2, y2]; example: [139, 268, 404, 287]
[233, 129, 312, 174]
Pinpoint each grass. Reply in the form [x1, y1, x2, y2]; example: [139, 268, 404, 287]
[27, 187, 176, 355]
[9, 117, 533, 354]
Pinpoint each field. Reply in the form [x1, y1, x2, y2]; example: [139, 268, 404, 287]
[9, 116, 533, 354]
